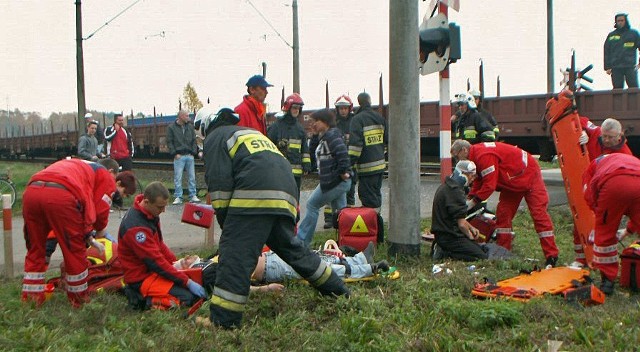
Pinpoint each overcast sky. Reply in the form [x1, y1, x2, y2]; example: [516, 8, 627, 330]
[1, 0, 638, 117]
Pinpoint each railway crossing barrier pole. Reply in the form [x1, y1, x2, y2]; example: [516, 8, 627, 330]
[438, 3, 452, 182]
[205, 193, 216, 246]
[3, 194, 14, 278]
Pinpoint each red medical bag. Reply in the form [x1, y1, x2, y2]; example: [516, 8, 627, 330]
[181, 203, 215, 228]
[337, 207, 380, 251]
[468, 211, 496, 243]
[620, 241, 640, 291]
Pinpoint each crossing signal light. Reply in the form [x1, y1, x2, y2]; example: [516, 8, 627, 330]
[559, 64, 594, 91]
[419, 13, 461, 75]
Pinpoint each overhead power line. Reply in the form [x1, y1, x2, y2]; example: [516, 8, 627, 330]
[84, 0, 143, 40]
[245, 0, 293, 49]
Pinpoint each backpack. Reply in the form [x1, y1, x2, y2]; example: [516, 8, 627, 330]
[335, 207, 383, 251]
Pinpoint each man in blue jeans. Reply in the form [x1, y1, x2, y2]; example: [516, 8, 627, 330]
[167, 110, 201, 205]
[297, 109, 353, 247]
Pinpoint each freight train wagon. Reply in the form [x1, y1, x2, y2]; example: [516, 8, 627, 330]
[1, 89, 638, 160]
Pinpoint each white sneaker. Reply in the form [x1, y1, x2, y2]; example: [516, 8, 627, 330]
[172, 198, 183, 205]
[189, 196, 201, 203]
[568, 261, 584, 269]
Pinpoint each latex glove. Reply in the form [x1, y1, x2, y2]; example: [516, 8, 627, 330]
[186, 279, 207, 298]
[88, 237, 105, 255]
[579, 130, 589, 145]
[466, 199, 476, 210]
[617, 228, 630, 241]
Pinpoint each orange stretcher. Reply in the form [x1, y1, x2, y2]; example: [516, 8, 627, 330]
[544, 90, 595, 266]
[472, 267, 594, 302]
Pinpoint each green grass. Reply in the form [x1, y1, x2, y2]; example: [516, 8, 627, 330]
[2, 206, 640, 350]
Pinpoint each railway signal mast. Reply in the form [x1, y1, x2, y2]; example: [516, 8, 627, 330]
[419, 0, 461, 182]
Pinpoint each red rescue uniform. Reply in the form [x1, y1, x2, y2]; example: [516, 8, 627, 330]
[118, 194, 197, 308]
[585, 125, 633, 161]
[468, 142, 559, 259]
[571, 116, 634, 265]
[22, 159, 116, 307]
[583, 153, 640, 281]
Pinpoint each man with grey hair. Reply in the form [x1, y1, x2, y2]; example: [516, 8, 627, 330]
[581, 117, 633, 160]
[167, 110, 201, 205]
[431, 160, 488, 261]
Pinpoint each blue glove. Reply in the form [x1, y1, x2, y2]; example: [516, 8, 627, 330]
[186, 279, 207, 298]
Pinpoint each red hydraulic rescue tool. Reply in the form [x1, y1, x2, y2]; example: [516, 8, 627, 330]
[544, 90, 595, 266]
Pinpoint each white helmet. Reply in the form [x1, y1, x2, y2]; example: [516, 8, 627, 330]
[457, 93, 477, 109]
[194, 106, 217, 136]
[196, 107, 240, 136]
[455, 160, 476, 174]
[468, 89, 481, 98]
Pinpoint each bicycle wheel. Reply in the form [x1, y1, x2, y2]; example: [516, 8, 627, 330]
[0, 179, 16, 207]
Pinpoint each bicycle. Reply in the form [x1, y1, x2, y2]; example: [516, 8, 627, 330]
[0, 172, 17, 208]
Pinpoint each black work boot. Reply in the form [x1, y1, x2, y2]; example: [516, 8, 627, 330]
[599, 276, 615, 295]
[371, 260, 390, 274]
[544, 256, 558, 268]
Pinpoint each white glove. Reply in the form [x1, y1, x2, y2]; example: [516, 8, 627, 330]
[466, 199, 476, 210]
[587, 229, 595, 245]
[579, 130, 589, 145]
[88, 238, 105, 255]
[617, 229, 630, 241]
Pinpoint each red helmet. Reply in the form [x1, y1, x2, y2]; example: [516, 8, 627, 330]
[334, 94, 353, 110]
[282, 93, 304, 111]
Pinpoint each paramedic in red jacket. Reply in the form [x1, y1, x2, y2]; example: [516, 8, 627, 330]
[451, 140, 559, 266]
[22, 158, 133, 307]
[234, 75, 273, 135]
[583, 153, 640, 294]
[118, 182, 206, 309]
[571, 116, 634, 266]
[580, 117, 633, 160]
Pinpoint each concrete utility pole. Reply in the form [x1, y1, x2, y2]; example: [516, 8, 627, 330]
[292, 0, 300, 93]
[75, 0, 87, 131]
[387, 0, 421, 257]
[547, 0, 555, 93]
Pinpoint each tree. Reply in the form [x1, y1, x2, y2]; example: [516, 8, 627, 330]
[182, 82, 203, 113]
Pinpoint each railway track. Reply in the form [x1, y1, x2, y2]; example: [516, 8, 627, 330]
[4, 157, 443, 177]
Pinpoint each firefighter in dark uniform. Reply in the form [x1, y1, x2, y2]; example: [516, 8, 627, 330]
[431, 160, 488, 261]
[197, 107, 350, 329]
[267, 93, 311, 197]
[349, 92, 388, 210]
[454, 93, 495, 144]
[468, 89, 499, 140]
[119, 182, 207, 309]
